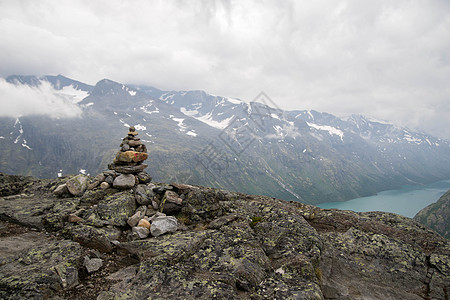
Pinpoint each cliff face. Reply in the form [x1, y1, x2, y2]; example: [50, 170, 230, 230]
[0, 173, 449, 300]
[414, 190, 450, 239]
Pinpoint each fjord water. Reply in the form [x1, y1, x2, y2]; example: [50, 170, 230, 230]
[317, 179, 450, 218]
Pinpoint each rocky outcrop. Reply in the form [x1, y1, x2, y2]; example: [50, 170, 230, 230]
[414, 189, 450, 239]
[0, 173, 449, 299]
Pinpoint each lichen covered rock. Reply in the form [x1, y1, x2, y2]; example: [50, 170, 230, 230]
[0, 174, 449, 299]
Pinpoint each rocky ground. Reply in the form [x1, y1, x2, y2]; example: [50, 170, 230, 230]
[0, 172, 449, 299]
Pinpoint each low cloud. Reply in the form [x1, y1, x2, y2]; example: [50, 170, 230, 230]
[0, 79, 82, 118]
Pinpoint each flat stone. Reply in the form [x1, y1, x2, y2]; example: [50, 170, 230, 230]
[113, 174, 136, 189]
[128, 140, 141, 147]
[66, 174, 88, 196]
[108, 163, 148, 174]
[115, 151, 148, 163]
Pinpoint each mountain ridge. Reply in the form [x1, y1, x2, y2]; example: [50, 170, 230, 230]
[1, 74, 449, 205]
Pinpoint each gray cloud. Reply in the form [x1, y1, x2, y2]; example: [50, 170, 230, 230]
[0, 0, 449, 138]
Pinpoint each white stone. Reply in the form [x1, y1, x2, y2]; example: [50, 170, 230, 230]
[150, 216, 178, 237]
[132, 226, 150, 239]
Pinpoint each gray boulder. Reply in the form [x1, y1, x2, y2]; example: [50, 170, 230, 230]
[113, 174, 136, 189]
[150, 216, 178, 237]
[66, 174, 88, 196]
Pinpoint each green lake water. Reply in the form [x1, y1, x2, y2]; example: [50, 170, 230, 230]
[317, 179, 450, 218]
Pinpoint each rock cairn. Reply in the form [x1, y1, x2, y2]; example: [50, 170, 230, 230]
[53, 126, 186, 241]
[106, 126, 151, 189]
[90, 126, 152, 190]
[53, 126, 152, 197]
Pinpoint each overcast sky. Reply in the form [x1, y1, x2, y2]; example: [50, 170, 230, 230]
[1, 0, 449, 139]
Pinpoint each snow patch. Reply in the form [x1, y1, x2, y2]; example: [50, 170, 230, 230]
[128, 90, 136, 96]
[21, 139, 32, 150]
[404, 134, 421, 144]
[113, 112, 118, 115]
[180, 107, 199, 117]
[79, 169, 87, 175]
[159, 92, 174, 101]
[119, 119, 130, 127]
[307, 122, 344, 141]
[195, 113, 234, 130]
[227, 98, 242, 105]
[0, 136, 4, 139]
[186, 131, 198, 137]
[140, 104, 159, 114]
[134, 124, 147, 131]
[270, 113, 281, 120]
[57, 85, 89, 103]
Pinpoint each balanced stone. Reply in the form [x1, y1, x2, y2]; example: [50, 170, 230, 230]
[128, 139, 141, 147]
[115, 151, 148, 163]
[108, 163, 148, 174]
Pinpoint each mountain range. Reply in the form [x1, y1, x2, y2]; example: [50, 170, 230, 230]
[1, 74, 449, 204]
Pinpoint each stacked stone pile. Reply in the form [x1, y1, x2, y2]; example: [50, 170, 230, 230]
[54, 126, 152, 197]
[104, 126, 151, 189]
[52, 126, 189, 242]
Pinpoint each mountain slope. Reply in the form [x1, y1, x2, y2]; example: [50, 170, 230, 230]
[1, 75, 449, 204]
[414, 189, 450, 239]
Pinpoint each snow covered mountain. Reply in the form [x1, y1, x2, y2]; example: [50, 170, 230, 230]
[1, 75, 449, 204]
